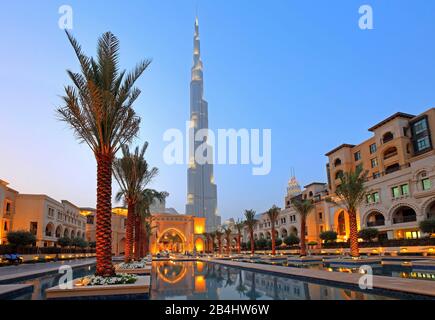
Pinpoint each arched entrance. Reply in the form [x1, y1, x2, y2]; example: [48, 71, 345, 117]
[157, 229, 186, 253]
[337, 211, 346, 236]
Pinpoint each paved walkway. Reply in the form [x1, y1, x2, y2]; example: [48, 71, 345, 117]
[0, 258, 96, 283]
[203, 258, 435, 298]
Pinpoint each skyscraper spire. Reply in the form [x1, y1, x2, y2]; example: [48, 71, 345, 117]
[192, 17, 203, 81]
[186, 17, 220, 232]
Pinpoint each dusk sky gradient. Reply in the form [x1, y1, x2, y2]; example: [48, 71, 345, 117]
[1, 0, 435, 221]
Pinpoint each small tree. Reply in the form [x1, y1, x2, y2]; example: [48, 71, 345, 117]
[275, 238, 283, 247]
[72, 237, 88, 248]
[57, 237, 71, 248]
[419, 219, 435, 237]
[88, 241, 97, 248]
[256, 239, 268, 250]
[320, 231, 338, 243]
[284, 234, 300, 246]
[358, 228, 379, 242]
[7, 231, 35, 249]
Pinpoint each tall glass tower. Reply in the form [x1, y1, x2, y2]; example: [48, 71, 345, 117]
[186, 18, 220, 232]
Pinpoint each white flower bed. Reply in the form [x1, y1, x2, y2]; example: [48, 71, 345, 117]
[116, 261, 147, 270]
[76, 273, 137, 286]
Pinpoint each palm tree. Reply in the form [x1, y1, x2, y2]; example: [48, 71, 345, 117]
[135, 189, 168, 259]
[331, 167, 368, 258]
[223, 227, 232, 255]
[244, 210, 257, 255]
[215, 230, 224, 255]
[204, 233, 213, 253]
[266, 205, 280, 255]
[234, 220, 245, 254]
[113, 142, 157, 263]
[291, 198, 314, 256]
[57, 31, 150, 276]
[210, 232, 216, 253]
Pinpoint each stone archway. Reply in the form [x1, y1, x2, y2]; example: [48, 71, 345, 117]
[157, 229, 186, 253]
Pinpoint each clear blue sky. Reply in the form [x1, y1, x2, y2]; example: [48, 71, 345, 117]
[1, 1, 435, 222]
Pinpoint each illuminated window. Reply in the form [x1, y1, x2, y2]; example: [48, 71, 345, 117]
[422, 178, 432, 191]
[371, 158, 378, 168]
[373, 192, 380, 203]
[405, 231, 420, 239]
[392, 186, 400, 198]
[401, 184, 409, 196]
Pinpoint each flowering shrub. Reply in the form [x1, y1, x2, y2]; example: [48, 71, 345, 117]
[76, 273, 137, 286]
[116, 261, 147, 270]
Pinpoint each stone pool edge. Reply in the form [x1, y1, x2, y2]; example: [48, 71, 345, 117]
[202, 258, 435, 299]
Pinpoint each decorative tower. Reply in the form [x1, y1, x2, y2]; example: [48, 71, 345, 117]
[186, 18, 220, 232]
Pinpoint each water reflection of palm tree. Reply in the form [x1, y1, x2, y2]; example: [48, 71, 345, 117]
[224, 268, 235, 287]
[235, 270, 248, 298]
[215, 266, 225, 285]
[245, 272, 262, 300]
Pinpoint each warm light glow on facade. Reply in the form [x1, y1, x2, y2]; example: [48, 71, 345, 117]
[194, 238, 204, 252]
[193, 217, 206, 234]
[112, 207, 128, 216]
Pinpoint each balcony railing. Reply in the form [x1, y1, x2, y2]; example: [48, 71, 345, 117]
[367, 221, 385, 227]
[393, 215, 417, 224]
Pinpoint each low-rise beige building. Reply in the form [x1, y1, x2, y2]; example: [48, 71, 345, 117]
[0, 179, 86, 247]
[326, 108, 435, 240]
[0, 180, 18, 244]
[14, 195, 86, 247]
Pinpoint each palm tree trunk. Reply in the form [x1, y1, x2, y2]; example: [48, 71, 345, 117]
[300, 216, 307, 256]
[348, 210, 360, 258]
[250, 230, 254, 254]
[237, 233, 241, 254]
[271, 225, 276, 255]
[227, 237, 231, 255]
[218, 239, 222, 254]
[124, 200, 134, 263]
[95, 153, 115, 277]
[134, 216, 141, 260]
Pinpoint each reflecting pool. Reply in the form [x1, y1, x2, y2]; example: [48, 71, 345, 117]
[150, 261, 399, 300]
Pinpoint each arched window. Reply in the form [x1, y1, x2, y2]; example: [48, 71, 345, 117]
[55, 225, 62, 238]
[335, 170, 344, 180]
[45, 223, 54, 237]
[392, 206, 417, 224]
[428, 202, 435, 219]
[383, 147, 398, 160]
[382, 132, 394, 143]
[334, 158, 342, 167]
[366, 212, 385, 227]
[308, 191, 313, 197]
